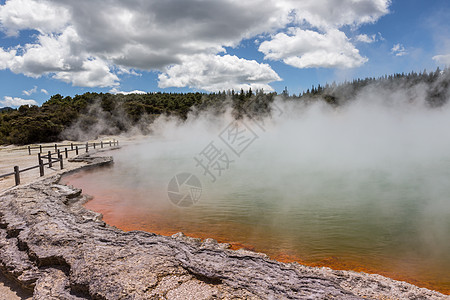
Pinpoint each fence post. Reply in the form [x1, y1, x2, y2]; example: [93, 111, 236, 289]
[65, 148, 68, 158]
[40, 145, 42, 153]
[55, 144, 57, 152]
[57, 149, 60, 159]
[39, 159, 44, 176]
[71, 143, 74, 150]
[14, 166, 20, 186]
[59, 154, 63, 169]
[101, 141, 103, 148]
[28, 146, 31, 155]
[76, 145, 79, 155]
[48, 151, 52, 168]
[38, 152, 41, 164]
[93, 142, 96, 149]
[86, 142, 89, 152]
[109, 140, 111, 147]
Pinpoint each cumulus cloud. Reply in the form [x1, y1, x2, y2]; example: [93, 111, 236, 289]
[0, 96, 38, 107]
[356, 34, 377, 43]
[0, 0, 69, 36]
[257, 0, 390, 69]
[52, 57, 119, 87]
[22, 86, 37, 96]
[391, 43, 407, 56]
[5, 27, 81, 77]
[433, 54, 450, 65]
[259, 28, 368, 68]
[0, 0, 391, 89]
[281, 0, 390, 29]
[22, 86, 50, 96]
[0, 47, 15, 69]
[158, 54, 281, 92]
[109, 88, 147, 95]
[0, 26, 119, 87]
[0, 0, 283, 89]
[66, 0, 284, 59]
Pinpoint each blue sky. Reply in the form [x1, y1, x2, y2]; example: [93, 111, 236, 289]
[0, 0, 449, 107]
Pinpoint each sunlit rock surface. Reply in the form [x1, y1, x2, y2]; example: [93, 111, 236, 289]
[0, 155, 448, 299]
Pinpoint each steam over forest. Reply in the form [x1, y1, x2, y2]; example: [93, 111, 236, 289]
[1, 67, 449, 145]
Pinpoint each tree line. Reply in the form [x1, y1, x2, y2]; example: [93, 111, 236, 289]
[0, 67, 448, 145]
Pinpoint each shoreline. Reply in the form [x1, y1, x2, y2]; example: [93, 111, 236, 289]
[86, 212, 450, 296]
[106, 226, 449, 295]
[0, 148, 448, 299]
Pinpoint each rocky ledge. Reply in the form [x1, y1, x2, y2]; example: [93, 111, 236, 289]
[0, 154, 448, 299]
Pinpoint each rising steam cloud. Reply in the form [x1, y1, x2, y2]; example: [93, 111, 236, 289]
[64, 80, 450, 287]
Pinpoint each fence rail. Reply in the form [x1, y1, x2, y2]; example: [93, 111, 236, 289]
[0, 140, 119, 186]
[26, 140, 119, 155]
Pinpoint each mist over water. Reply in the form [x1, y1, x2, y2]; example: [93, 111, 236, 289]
[62, 87, 450, 293]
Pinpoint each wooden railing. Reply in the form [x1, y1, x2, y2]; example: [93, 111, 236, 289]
[26, 140, 119, 155]
[0, 140, 119, 186]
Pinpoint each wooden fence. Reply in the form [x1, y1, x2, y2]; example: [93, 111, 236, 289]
[0, 140, 119, 186]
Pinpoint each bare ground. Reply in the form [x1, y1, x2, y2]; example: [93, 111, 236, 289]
[0, 134, 145, 191]
[0, 135, 140, 299]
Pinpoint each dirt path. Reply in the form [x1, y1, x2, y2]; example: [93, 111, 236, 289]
[0, 135, 139, 298]
[0, 134, 146, 192]
[0, 143, 88, 192]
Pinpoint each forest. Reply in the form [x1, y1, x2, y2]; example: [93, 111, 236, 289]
[0, 67, 448, 145]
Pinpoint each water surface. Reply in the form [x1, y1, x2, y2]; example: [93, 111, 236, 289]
[61, 140, 450, 294]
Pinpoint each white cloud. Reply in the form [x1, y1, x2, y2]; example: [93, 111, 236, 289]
[41, 89, 48, 95]
[0, 96, 38, 107]
[22, 86, 37, 96]
[259, 28, 368, 69]
[49, 0, 285, 70]
[158, 54, 281, 92]
[280, 0, 390, 29]
[0, 47, 15, 69]
[0, 0, 391, 89]
[391, 43, 407, 56]
[52, 57, 119, 87]
[115, 67, 141, 77]
[109, 88, 147, 95]
[356, 34, 377, 43]
[432, 54, 450, 65]
[1, 26, 119, 87]
[6, 27, 80, 77]
[0, 0, 69, 36]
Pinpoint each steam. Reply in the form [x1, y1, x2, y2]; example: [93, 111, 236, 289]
[142, 86, 450, 172]
[111, 82, 450, 210]
[61, 99, 152, 141]
[64, 81, 450, 285]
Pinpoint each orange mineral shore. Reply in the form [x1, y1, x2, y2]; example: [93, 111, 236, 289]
[80, 192, 449, 295]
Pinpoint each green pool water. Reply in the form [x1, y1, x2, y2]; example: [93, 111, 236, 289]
[61, 138, 450, 294]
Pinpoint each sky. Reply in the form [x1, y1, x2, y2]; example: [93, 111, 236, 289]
[0, 0, 449, 107]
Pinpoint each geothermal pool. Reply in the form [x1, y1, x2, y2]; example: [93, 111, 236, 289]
[61, 100, 450, 294]
[61, 148, 450, 294]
